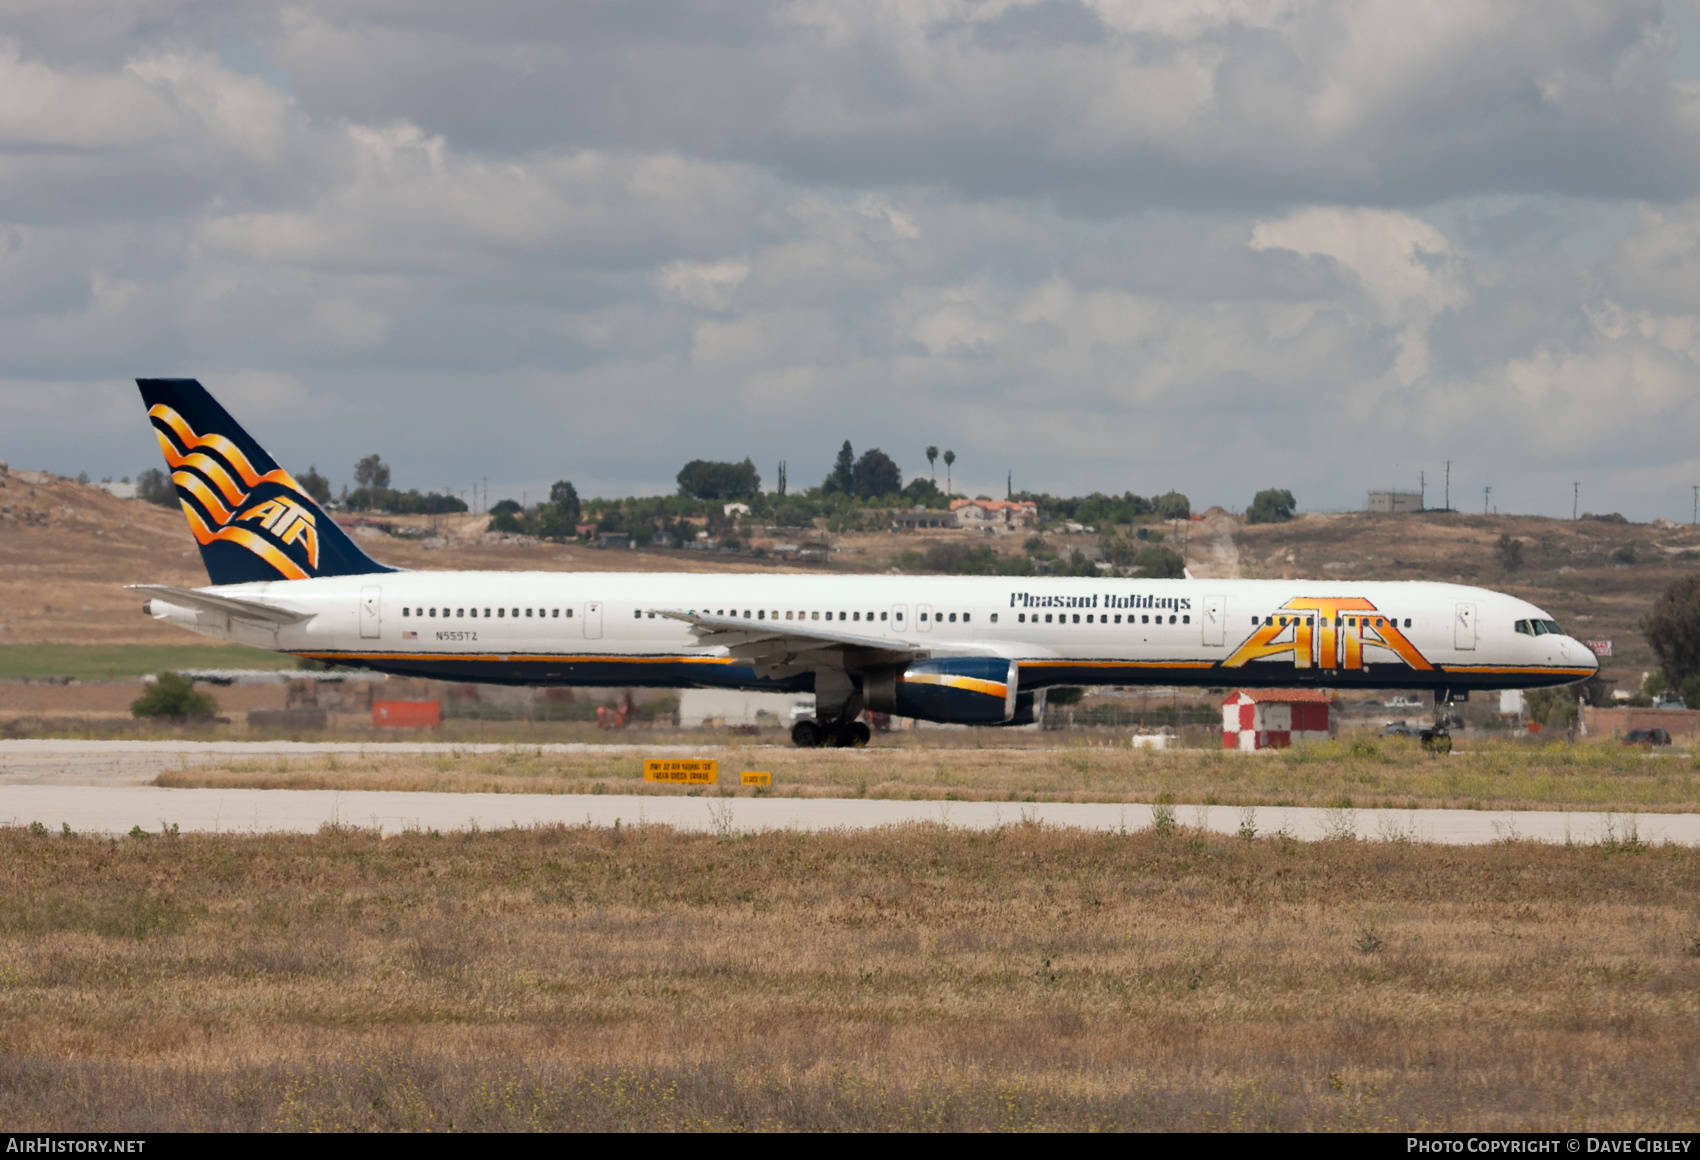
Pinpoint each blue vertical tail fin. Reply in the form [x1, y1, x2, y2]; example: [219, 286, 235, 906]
[137, 378, 395, 585]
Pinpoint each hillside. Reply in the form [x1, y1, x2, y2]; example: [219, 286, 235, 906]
[2, 467, 1691, 695]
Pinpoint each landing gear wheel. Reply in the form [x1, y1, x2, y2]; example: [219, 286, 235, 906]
[791, 720, 823, 748]
[847, 721, 871, 748]
[827, 724, 854, 748]
[1420, 729, 1453, 755]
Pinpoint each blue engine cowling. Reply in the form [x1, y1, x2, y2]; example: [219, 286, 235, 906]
[863, 658, 1021, 725]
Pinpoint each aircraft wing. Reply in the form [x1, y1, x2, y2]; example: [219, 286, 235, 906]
[648, 609, 928, 679]
[128, 584, 316, 626]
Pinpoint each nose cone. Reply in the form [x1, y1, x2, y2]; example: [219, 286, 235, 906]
[1565, 637, 1599, 674]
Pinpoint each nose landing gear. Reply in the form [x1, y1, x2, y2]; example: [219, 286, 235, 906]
[790, 719, 871, 748]
[1420, 689, 1461, 754]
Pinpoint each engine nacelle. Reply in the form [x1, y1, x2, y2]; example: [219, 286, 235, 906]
[863, 657, 1020, 725]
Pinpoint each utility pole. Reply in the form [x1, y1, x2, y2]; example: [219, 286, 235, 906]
[1444, 460, 1451, 512]
[1484, 485, 1491, 515]
[1007, 470, 1012, 500]
[1573, 482, 1579, 521]
[1693, 485, 1697, 525]
[1419, 470, 1425, 511]
[482, 475, 488, 515]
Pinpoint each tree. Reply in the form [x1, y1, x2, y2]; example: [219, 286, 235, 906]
[1246, 488, 1295, 525]
[676, 459, 760, 500]
[852, 448, 902, 499]
[926, 445, 938, 481]
[1495, 533, 1524, 571]
[943, 450, 956, 493]
[135, 467, 176, 507]
[131, 672, 216, 718]
[355, 454, 391, 490]
[1154, 490, 1191, 520]
[298, 465, 332, 505]
[549, 480, 581, 527]
[1640, 575, 1700, 691]
[1134, 544, 1186, 578]
[824, 441, 855, 494]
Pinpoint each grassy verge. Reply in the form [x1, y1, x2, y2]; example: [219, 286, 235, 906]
[0, 644, 296, 681]
[0, 822, 1696, 1130]
[153, 736, 1700, 814]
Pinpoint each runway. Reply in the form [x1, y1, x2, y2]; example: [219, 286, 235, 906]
[0, 739, 1691, 845]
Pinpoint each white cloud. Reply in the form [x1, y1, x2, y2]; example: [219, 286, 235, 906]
[1, 4, 1700, 519]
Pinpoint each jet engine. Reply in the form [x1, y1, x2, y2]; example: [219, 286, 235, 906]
[863, 657, 1028, 726]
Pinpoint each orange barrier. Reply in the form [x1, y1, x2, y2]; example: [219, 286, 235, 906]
[372, 700, 442, 729]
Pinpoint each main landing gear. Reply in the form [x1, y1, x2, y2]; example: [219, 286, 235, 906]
[791, 719, 871, 749]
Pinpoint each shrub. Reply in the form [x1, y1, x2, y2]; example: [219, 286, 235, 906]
[131, 673, 217, 719]
[1246, 488, 1296, 525]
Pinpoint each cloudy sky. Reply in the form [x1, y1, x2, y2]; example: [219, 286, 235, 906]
[4, 1, 1700, 519]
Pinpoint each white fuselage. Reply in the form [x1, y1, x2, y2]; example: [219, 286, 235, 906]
[144, 571, 1598, 694]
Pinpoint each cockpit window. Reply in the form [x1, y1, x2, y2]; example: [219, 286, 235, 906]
[1531, 620, 1547, 635]
[1542, 619, 1562, 635]
[1514, 619, 1532, 635]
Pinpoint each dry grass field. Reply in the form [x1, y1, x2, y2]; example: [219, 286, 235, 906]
[153, 738, 1700, 815]
[0, 821, 1696, 1131]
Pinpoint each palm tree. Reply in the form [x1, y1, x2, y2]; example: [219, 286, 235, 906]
[943, 450, 956, 494]
[925, 445, 938, 482]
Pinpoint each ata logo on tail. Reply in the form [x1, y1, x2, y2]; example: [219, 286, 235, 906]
[1223, 597, 1433, 672]
[149, 403, 322, 581]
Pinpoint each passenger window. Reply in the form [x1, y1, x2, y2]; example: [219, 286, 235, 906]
[1376, 618, 1385, 628]
[402, 607, 410, 618]
[566, 608, 573, 617]
[895, 612, 903, 622]
[457, 609, 464, 617]
[989, 613, 997, 623]
[428, 608, 436, 617]
[852, 612, 859, 621]
[759, 610, 766, 619]
[485, 608, 492, 618]
[744, 610, 751, 619]
[948, 613, 956, 623]
[837, 611, 844, 620]
[881, 612, 887, 621]
[552, 609, 559, 618]
[1085, 614, 1092, 624]
[1142, 615, 1149, 624]
[1169, 615, 1176, 624]
[963, 613, 970, 623]
[1182, 615, 1190, 624]
[1019, 614, 1026, 623]
[786, 611, 794, 620]
[497, 608, 505, 618]
[1265, 617, 1274, 626]
[512, 609, 519, 618]
[920, 612, 928, 622]
[866, 612, 873, 621]
[811, 612, 819, 620]
[1402, 618, 1410, 628]
[634, 610, 641, 619]
[1072, 614, 1080, 624]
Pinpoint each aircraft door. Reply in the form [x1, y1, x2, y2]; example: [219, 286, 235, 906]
[359, 586, 382, 639]
[584, 601, 604, 640]
[1454, 602, 1477, 650]
[1202, 595, 1226, 647]
[917, 602, 934, 632]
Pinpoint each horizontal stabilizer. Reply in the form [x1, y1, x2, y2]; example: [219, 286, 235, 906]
[128, 584, 315, 625]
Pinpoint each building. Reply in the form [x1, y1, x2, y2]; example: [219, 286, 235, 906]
[1368, 491, 1423, 513]
[893, 507, 958, 530]
[1222, 689, 1332, 750]
[950, 498, 1038, 528]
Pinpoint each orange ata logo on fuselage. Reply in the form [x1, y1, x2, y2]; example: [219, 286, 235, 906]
[1222, 597, 1433, 672]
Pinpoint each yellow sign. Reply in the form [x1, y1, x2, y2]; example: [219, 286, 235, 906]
[644, 759, 717, 784]
[740, 771, 771, 786]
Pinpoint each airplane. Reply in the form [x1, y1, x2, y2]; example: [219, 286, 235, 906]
[130, 379, 1598, 750]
